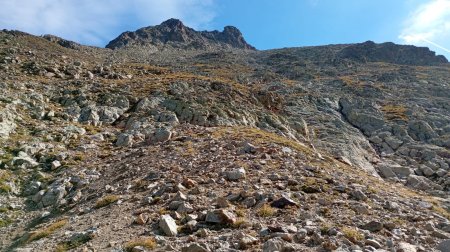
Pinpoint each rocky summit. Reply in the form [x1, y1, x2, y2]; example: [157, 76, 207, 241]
[105, 18, 255, 50]
[0, 19, 450, 252]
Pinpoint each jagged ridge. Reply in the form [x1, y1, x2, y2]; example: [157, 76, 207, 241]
[106, 18, 255, 50]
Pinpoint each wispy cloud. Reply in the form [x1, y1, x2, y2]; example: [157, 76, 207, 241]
[0, 0, 217, 46]
[399, 0, 450, 57]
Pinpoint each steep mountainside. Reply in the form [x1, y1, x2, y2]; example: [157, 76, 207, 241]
[0, 20, 450, 252]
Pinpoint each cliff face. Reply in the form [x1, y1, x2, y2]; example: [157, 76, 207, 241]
[106, 18, 255, 50]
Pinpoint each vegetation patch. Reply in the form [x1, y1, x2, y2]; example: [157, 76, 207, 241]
[26, 219, 68, 243]
[342, 227, 364, 243]
[381, 104, 408, 121]
[94, 195, 119, 209]
[124, 237, 157, 251]
[0, 170, 12, 193]
[257, 204, 276, 217]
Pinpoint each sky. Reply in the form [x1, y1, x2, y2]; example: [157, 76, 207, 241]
[0, 0, 449, 58]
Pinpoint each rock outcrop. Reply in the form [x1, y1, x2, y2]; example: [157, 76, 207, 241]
[106, 18, 255, 50]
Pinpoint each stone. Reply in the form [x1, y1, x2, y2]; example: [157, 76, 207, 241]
[147, 128, 172, 144]
[351, 189, 368, 201]
[377, 165, 396, 178]
[181, 243, 211, 252]
[406, 175, 440, 191]
[116, 133, 133, 147]
[131, 246, 146, 252]
[365, 239, 381, 249]
[135, 214, 147, 225]
[391, 166, 411, 178]
[225, 168, 246, 181]
[239, 234, 258, 249]
[51, 160, 61, 170]
[437, 239, 450, 252]
[159, 214, 178, 236]
[361, 221, 383, 232]
[397, 242, 417, 252]
[262, 237, 285, 252]
[408, 120, 437, 141]
[352, 203, 370, 214]
[420, 165, 435, 176]
[12, 151, 39, 168]
[176, 202, 194, 214]
[242, 142, 257, 154]
[270, 195, 298, 209]
[205, 209, 236, 224]
[41, 186, 66, 207]
[432, 230, 450, 239]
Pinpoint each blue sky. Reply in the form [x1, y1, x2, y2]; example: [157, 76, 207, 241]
[0, 0, 449, 58]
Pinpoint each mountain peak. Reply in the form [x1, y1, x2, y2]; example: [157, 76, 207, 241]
[105, 18, 255, 50]
[160, 18, 185, 28]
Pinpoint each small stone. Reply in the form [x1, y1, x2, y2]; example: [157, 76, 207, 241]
[352, 189, 368, 201]
[216, 197, 230, 208]
[242, 142, 257, 154]
[239, 234, 258, 249]
[432, 230, 450, 239]
[365, 239, 381, 249]
[397, 242, 417, 252]
[270, 195, 298, 209]
[51, 160, 61, 170]
[182, 178, 197, 188]
[116, 133, 133, 147]
[131, 246, 146, 252]
[181, 243, 210, 252]
[361, 220, 383, 232]
[205, 209, 237, 224]
[159, 215, 178, 236]
[225, 168, 246, 181]
[135, 214, 147, 225]
[262, 237, 285, 252]
[437, 239, 450, 252]
[173, 191, 187, 202]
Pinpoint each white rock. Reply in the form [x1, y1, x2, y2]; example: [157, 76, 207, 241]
[159, 214, 178, 236]
[225, 168, 246, 181]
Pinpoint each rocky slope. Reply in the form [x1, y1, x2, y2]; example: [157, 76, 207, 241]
[0, 20, 450, 252]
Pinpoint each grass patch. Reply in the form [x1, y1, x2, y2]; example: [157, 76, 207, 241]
[257, 204, 276, 217]
[381, 104, 408, 121]
[342, 227, 364, 243]
[124, 237, 157, 251]
[94, 195, 119, 209]
[232, 218, 250, 229]
[0, 217, 12, 228]
[0, 170, 13, 193]
[54, 233, 93, 252]
[26, 219, 68, 243]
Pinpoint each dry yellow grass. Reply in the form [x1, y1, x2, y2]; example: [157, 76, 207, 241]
[124, 237, 157, 251]
[381, 104, 408, 121]
[27, 219, 68, 243]
[257, 204, 276, 217]
[94, 195, 119, 209]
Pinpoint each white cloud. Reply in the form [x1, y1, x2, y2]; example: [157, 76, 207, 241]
[0, 0, 217, 46]
[399, 0, 450, 57]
